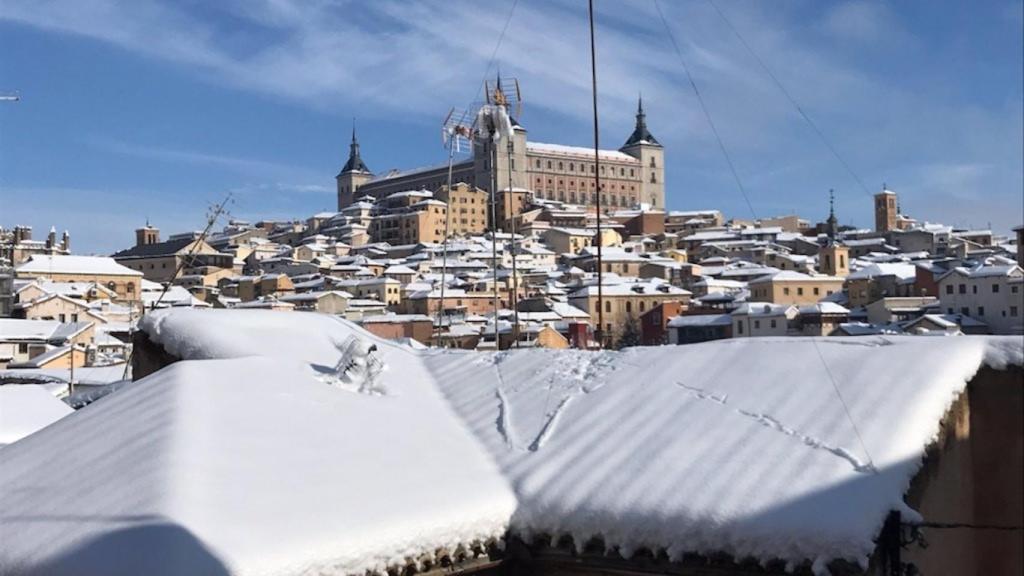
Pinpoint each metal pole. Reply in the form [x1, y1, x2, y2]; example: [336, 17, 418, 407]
[588, 0, 605, 348]
[68, 344, 74, 396]
[506, 138, 520, 347]
[489, 137, 501, 349]
[437, 139, 456, 347]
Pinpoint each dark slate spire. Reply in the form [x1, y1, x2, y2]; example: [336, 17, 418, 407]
[341, 123, 370, 174]
[826, 189, 838, 242]
[622, 95, 660, 148]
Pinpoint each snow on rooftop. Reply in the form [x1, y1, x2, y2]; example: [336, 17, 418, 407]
[0, 384, 73, 447]
[1, 310, 516, 576]
[16, 255, 143, 277]
[526, 141, 638, 162]
[428, 336, 1023, 571]
[4, 308, 1023, 574]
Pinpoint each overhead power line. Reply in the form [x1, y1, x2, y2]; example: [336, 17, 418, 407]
[466, 0, 520, 113]
[706, 0, 873, 196]
[653, 0, 758, 220]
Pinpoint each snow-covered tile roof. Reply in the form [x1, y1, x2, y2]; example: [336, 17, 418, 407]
[5, 309, 1023, 575]
[1, 310, 516, 575]
[428, 336, 1022, 571]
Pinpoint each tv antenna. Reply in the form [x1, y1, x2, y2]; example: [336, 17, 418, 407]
[475, 74, 522, 348]
[435, 107, 476, 346]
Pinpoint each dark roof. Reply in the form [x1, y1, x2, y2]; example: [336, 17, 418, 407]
[622, 97, 660, 148]
[339, 127, 371, 175]
[111, 237, 195, 259]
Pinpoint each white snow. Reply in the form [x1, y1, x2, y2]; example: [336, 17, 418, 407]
[0, 385, 73, 447]
[527, 142, 639, 163]
[1, 309, 515, 576]
[423, 335, 1023, 570]
[3, 308, 1022, 575]
[15, 255, 143, 277]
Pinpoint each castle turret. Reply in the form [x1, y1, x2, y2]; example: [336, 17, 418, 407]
[336, 125, 373, 210]
[620, 97, 665, 209]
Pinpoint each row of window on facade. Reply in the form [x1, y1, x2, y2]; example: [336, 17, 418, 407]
[734, 319, 785, 335]
[946, 306, 1019, 318]
[532, 157, 657, 173]
[535, 189, 638, 207]
[592, 298, 661, 314]
[945, 283, 1018, 294]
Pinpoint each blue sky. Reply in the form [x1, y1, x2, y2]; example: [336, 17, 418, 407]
[1, 0, 1021, 254]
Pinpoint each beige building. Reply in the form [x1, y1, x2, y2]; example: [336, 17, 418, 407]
[567, 279, 690, 345]
[337, 93, 665, 213]
[14, 293, 100, 324]
[748, 271, 845, 306]
[112, 225, 234, 284]
[15, 255, 143, 303]
[817, 243, 850, 277]
[434, 183, 490, 236]
[237, 274, 295, 302]
[337, 277, 402, 307]
[369, 198, 448, 246]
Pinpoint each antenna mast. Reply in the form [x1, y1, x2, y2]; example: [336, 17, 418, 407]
[588, 0, 605, 347]
[437, 108, 474, 346]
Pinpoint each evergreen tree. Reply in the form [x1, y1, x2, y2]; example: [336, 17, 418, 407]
[616, 312, 641, 349]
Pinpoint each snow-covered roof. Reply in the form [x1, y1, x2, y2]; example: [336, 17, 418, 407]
[6, 308, 1023, 575]
[666, 313, 732, 327]
[846, 263, 917, 281]
[526, 142, 638, 163]
[0, 384, 73, 447]
[1, 310, 516, 575]
[16, 255, 144, 277]
[798, 302, 851, 315]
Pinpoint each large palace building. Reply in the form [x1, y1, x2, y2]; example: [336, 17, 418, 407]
[336, 97, 664, 212]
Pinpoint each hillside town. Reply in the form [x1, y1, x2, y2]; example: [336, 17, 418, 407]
[3, 176, 1022, 380]
[2, 2, 1023, 575]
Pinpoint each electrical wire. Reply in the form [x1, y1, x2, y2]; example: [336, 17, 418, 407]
[466, 0, 520, 113]
[653, 0, 758, 220]
[811, 338, 876, 472]
[706, 0, 873, 196]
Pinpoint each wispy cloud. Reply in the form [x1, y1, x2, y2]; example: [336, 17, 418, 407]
[84, 136, 321, 181]
[3, 0, 1021, 234]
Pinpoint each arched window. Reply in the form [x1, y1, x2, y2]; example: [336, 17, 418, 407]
[625, 301, 632, 313]
[650, 173, 657, 183]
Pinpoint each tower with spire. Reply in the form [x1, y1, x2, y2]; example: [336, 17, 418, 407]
[619, 96, 665, 208]
[825, 189, 838, 241]
[818, 189, 849, 277]
[336, 124, 373, 210]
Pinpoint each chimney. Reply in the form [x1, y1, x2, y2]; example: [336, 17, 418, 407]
[46, 226, 57, 249]
[61, 230, 70, 252]
[135, 224, 160, 247]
